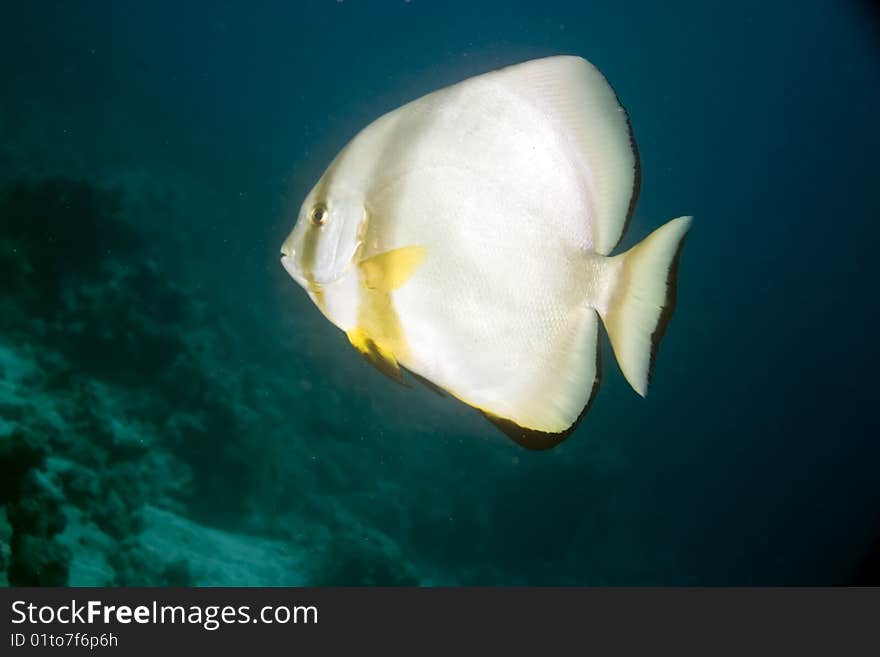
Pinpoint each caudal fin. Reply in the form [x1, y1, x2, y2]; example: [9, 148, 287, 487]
[598, 216, 692, 396]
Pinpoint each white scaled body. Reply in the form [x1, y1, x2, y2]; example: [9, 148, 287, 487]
[281, 55, 692, 449]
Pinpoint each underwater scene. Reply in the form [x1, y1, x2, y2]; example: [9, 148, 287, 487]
[1, 0, 878, 586]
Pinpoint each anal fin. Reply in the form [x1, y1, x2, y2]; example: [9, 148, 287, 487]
[479, 310, 603, 451]
[481, 412, 574, 451]
[480, 353, 600, 452]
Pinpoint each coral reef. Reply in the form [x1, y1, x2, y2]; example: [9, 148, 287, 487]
[0, 177, 303, 584]
[0, 426, 69, 585]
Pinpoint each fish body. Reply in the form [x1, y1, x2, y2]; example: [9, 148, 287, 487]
[281, 55, 691, 449]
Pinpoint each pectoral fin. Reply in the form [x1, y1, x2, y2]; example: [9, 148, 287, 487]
[359, 245, 427, 291]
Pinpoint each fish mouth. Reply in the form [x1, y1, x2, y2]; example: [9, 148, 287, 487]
[280, 254, 336, 292]
[280, 254, 309, 288]
[280, 233, 363, 290]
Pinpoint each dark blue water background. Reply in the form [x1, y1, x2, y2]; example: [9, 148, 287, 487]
[1, 0, 878, 584]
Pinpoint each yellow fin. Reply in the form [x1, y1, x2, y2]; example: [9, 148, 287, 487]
[346, 327, 406, 386]
[346, 245, 426, 386]
[359, 245, 426, 291]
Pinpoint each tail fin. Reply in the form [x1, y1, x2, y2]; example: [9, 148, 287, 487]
[598, 216, 692, 396]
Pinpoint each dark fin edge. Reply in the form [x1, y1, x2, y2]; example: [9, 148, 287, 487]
[481, 347, 602, 451]
[408, 370, 448, 398]
[359, 339, 409, 388]
[608, 96, 642, 254]
[646, 232, 690, 386]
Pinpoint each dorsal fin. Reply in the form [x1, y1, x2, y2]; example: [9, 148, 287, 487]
[485, 55, 640, 254]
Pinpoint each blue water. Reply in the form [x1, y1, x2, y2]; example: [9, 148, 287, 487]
[1, 0, 878, 585]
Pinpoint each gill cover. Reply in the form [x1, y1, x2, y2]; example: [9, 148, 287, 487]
[281, 188, 368, 286]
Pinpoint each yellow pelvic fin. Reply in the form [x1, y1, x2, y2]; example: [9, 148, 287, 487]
[346, 327, 406, 386]
[346, 245, 426, 385]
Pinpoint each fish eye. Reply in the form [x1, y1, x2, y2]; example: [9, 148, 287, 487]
[310, 203, 328, 226]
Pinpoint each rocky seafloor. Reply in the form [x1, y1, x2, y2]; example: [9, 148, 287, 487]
[0, 177, 420, 585]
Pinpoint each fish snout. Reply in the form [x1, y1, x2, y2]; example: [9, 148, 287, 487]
[280, 253, 308, 288]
